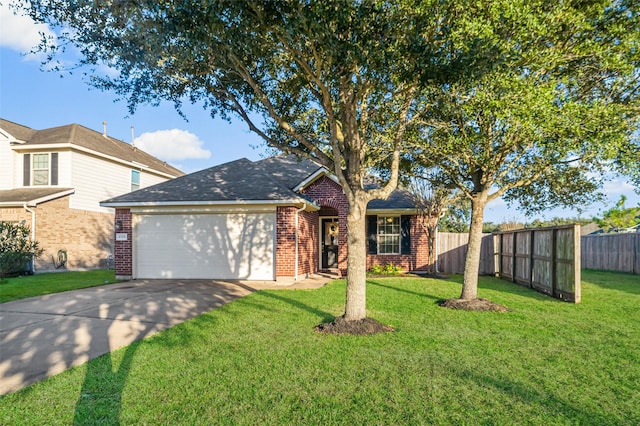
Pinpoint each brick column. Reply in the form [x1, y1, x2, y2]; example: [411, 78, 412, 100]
[275, 206, 296, 278]
[114, 208, 132, 279]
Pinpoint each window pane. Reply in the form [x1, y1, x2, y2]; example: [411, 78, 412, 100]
[32, 154, 49, 186]
[131, 170, 141, 191]
[33, 170, 48, 186]
[377, 216, 400, 254]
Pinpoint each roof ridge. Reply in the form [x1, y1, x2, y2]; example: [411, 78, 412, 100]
[68, 123, 78, 144]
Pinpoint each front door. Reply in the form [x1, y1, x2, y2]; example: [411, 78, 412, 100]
[321, 218, 339, 269]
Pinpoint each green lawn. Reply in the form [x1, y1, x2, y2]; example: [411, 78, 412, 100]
[1, 270, 638, 425]
[0, 270, 116, 303]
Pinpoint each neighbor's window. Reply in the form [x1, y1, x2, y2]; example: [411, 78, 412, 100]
[378, 216, 400, 254]
[32, 153, 50, 186]
[131, 170, 141, 191]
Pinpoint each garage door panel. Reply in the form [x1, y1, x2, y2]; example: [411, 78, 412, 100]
[135, 213, 275, 280]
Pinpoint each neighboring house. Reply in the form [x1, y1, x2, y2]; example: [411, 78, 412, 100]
[101, 155, 430, 281]
[0, 118, 183, 272]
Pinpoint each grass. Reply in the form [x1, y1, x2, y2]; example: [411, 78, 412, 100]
[1, 270, 639, 424]
[0, 270, 116, 303]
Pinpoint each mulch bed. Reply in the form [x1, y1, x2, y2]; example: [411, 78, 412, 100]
[315, 316, 395, 335]
[439, 298, 509, 312]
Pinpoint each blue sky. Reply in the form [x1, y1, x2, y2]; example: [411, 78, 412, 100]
[1, 4, 638, 223]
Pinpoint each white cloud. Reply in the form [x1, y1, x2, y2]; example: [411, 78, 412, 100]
[0, 4, 56, 57]
[134, 129, 211, 161]
[602, 179, 635, 195]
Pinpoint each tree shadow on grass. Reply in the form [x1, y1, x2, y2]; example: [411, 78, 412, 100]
[249, 290, 336, 324]
[459, 368, 620, 425]
[72, 339, 141, 425]
[367, 280, 441, 302]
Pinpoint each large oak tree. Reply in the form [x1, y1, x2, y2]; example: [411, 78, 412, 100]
[21, 0, 470, 325]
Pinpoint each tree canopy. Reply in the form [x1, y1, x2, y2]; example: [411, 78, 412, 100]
[410, 0, 640, 300]
[595, 195, 640, 232]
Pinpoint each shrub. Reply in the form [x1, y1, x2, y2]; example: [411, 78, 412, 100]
[0, 221, 43, 280]
[368, 262, 403, 276]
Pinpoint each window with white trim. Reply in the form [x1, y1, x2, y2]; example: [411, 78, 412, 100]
[377, 216, 400, 254]
[32, 153, 50, 186]
[131, 170, 141, 191]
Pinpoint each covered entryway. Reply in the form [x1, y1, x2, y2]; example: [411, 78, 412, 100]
[321, 217, 339, 269]
[134, 212, 275, 280]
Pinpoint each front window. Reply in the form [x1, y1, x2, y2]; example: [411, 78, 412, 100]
[378, 216, 400, 254]
[32, 154, 49, 186]
[131, 170, 140, 191]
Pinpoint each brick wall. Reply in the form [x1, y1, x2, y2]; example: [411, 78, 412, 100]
[113, 208, 132, 278]
[298, 210, 319, 276]
[0, 197, 114, 272]
[276, 206, 296, 277]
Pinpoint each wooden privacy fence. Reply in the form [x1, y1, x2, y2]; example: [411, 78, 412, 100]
[436, 232, 494, 275]
[581, 233, 640, 274]
[437, 225, 581, 303]
[494, 225, 581, 303]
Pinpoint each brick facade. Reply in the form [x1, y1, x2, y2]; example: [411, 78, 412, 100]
[108, 175, 433, 281]
[0, 196, 114, 273]
[275, 207, 319, 279]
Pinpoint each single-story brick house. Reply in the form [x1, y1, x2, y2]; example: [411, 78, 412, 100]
[101, 155, 431, 281]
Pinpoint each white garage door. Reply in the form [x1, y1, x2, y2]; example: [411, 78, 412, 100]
[134, 213, 275, 280]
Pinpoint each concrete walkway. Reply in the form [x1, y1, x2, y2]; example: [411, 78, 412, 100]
[0, 275, 331, 395]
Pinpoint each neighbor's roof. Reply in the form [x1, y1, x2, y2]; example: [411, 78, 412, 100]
[101, 155, 417, 211]
[0, 119, 37, 141]
[0, 187, 75, 207]
[0, 118, 183, 178]
[101, 158, 316, 207]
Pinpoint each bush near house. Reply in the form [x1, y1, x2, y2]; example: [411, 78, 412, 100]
[0, 221, 43, 280]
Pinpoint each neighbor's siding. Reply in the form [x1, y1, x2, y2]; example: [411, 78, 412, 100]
[0, 138, 13, 189]
[69, 151, 171, 213]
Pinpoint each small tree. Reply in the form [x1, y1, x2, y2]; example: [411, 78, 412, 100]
[409, 177, 459, 274]
[0, 221, 43, 280]
[595, 196, 640, 232]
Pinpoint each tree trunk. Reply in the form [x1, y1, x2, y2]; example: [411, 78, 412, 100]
[344, 199, 368, 321]
[460, 194, 487, 300]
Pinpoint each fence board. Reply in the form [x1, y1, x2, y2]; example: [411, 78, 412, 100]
[436, 232, 494, 275]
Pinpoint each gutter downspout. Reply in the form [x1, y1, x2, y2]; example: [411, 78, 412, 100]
[294, 203, 307, 281]
[23, 203, 36, 273]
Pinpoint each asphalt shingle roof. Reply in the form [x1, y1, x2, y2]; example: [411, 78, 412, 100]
[0, 188, 74, 206]
[102, 158, 308, 205]
[0, 118, 183, 178]
[255, 155, 323, 189]
[102, 155, 416, 210]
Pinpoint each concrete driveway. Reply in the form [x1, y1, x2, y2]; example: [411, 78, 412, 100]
[0, 276, 329, 395]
